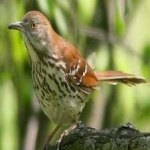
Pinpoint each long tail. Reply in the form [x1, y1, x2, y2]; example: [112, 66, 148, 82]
[95, 71, 146, 86]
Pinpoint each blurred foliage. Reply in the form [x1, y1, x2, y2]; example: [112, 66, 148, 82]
[0, 0, 150, 150]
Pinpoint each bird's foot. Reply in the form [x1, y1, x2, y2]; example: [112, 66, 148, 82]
[56, 129, 68, 150]
[56, 123, 78, 150]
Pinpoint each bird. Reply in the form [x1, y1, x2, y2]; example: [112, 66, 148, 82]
[8, 11, 146, 149]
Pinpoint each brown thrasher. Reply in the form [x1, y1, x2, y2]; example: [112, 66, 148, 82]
[8, 11, 146, 148]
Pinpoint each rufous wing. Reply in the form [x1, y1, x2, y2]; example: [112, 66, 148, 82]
[59, 39, 99, 93]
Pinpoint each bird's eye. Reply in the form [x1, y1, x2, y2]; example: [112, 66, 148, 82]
[31, 21, 36, 29]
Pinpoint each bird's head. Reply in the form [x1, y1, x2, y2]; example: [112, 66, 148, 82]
[8, 11, 57, 60]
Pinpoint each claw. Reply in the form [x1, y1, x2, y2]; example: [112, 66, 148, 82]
[56, 123, 78, 149]
[56, 130, 68, 150]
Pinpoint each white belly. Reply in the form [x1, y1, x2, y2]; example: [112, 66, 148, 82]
[32, 61, 87, 125]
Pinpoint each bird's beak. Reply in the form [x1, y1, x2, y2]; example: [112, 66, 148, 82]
[8, 21, 23, 30]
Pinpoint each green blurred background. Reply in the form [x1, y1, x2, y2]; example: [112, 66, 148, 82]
[0, 0, 150, 150]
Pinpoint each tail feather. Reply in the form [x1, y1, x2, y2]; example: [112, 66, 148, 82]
[95, 71, 146, 86]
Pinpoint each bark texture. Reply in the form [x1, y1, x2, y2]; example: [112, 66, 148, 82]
[47, 123, 150, 150]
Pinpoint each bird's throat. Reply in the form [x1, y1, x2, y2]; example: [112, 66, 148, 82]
[23, 34, 41, 62]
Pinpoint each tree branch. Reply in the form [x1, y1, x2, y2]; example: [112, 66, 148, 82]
[47, 122, 150, 150]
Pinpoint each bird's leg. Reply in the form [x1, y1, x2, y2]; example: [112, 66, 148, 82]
[57, 123, 78, 150]
[44, 125, 61, 150]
